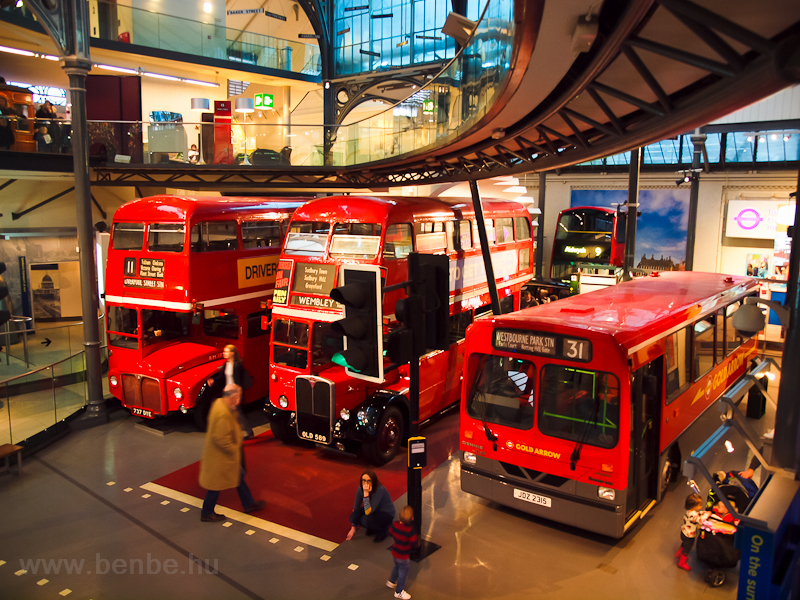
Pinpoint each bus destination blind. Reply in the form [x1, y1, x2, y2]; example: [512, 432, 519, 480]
[492, 328, 591, 362]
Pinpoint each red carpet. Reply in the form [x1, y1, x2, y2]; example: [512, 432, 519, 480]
[152, 412, 460, 544]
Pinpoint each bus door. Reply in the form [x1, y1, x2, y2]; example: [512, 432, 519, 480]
[627, 357, 662, 514]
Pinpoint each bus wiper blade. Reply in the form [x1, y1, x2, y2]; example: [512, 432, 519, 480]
[570, 443, 581, 471]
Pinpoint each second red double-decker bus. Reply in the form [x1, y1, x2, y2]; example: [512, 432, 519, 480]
[550, 206, 626, 290]
[459, 271, 759, 537]
[104, 195, 304, 423]
[265, 195, 534, 463]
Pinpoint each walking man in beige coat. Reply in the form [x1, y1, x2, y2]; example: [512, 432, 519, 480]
[199, 384, 265, 522]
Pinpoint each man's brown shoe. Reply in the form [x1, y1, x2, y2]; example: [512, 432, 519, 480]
[201, 512, 225, 522]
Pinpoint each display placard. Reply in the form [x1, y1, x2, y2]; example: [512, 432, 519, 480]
[292, 263, 336, 296]
[272, 259, 293, 305]
[492, 328, 592, 362]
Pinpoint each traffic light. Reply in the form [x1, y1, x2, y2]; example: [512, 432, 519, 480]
[387, 253, 450, 365]
[0, 262, 9, 327]
[415, 253, 450, 351]
[330, 264, 384, 383]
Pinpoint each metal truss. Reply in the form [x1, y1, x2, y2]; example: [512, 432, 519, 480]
[93, 0, 800, 189]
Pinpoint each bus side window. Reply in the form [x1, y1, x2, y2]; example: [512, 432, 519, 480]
[715, 308, 726, 365]
[246, 311, 269, 338]
[665, 326, 691, 404]
[484, 219, 496, 245]
[449, 310, 472, 344]
[693, 314, 716, 381]
[384, 223, 413, 260]
[514, 216, 531, 241]
[495, 218, 514, 244]
[191, 221, 238, 252]
[475, 304, 493, 319]
[204, 310, 239, 340]
[242, 220, 282, 249]
[725, 302, 743, 356]
[499, 295, 514, 314]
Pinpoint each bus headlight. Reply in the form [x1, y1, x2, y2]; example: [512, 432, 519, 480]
[109, 375, 118, 386]
[173, 387, 183, 400]
[598, 487, 615, 501]
[463, 452, 477, 465]
[340, 408, 350, 420]
[278, 395, 289, 409]
[357, 409, 367, 423]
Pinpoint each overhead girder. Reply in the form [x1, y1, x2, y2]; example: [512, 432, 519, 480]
[93, 0, 800, 190]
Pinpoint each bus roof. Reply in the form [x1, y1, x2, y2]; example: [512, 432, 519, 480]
[113, 195, 308, 222]
[483, 272, 757, 353]
[290, 195, 527, 224]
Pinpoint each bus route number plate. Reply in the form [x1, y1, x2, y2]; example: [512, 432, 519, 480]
[513, 488, 551, 508]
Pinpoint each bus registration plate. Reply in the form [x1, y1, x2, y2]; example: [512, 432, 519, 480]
[131, 407, 153, 419]
[513, 488, 551, 507]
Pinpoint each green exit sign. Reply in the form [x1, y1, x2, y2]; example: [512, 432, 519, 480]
[254, 93, 274, 109]
[422, 99, 435, 114]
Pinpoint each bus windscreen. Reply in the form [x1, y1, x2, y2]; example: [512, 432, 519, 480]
[141, 310, 191, 347]
[537, 365, 620, 448]
[467, 355, 536, 430]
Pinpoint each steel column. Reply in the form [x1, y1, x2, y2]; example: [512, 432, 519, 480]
[470, 180, 500, 314]
[623, 147, 641, 280]
[534, 172, 546, 280]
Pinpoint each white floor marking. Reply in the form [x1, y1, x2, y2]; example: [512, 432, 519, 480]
[140, 482, 339, 551]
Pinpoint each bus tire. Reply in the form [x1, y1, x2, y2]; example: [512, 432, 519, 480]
[270, 414, 298, 444]
[363, 406, 404, 466]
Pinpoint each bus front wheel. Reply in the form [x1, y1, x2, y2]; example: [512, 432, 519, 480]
[363, 406, 404, 466]
[270, 414, 298, 444]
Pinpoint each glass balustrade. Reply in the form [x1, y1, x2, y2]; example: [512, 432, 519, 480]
[0, 346, 109, 446]
[0, 0, 321, 77]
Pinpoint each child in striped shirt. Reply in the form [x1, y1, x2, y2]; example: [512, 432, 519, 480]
[386, 505, 418, 600]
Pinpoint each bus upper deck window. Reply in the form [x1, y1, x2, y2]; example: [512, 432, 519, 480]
[148, 223, 185, 252]
[514, 217, 531, 241]
[384, 223, 413, 260]
[495, 218, 514, 244]
[191, 221, 238, 252]
[284, 221, 330, 256]
[330, 222, 382, 258]
[112, 222, 145, 250]
[242, 220, 283, 249]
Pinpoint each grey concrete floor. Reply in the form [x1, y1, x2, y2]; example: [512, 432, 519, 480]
[0, 371, 776, 600]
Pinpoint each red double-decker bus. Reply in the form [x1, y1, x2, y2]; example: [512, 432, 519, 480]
[550, 206, 626, 289]
[265, 195, 534, 464]
[105, 195, 304, 423]
[459, 271, 759, 537]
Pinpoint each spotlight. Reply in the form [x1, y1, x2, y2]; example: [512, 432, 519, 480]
[725, 440, 735, 453]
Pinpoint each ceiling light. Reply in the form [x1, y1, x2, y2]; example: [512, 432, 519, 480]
[143, 72, 181, 81]
[234, 97, 255, 113]
[0, 45, 35, 57]
[759, 136, 766, 143]
[96, 64, 138, 74]
[203, 2, 212, 13]
[784, 135, 790, 142]
[746, 135, 753, 142]
[182, 78, 219, 88]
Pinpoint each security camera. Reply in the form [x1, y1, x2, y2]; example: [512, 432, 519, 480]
[732, 301, 766, 338]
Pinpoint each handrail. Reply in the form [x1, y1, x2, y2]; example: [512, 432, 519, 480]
[0, 349, 89, 385]
[0, 312, 105, 342]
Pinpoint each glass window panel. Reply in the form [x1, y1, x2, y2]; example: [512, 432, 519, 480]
[467, 354, 536, 430]
[725, 302, 744, 356]
[242, 220, 283, 249]
[142, 309, 191, 346]
[384, 223, 413, 259]
[147, 223, 184, 252]
[694, 314, 716, 381]
[112, 222, 144, 250]
[191, 221, 238, 252]
[537, 365, 620, 448]
[665, 327, 691, 403]
[495, 217, 514, 244]
[514, 216, 531, 240]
